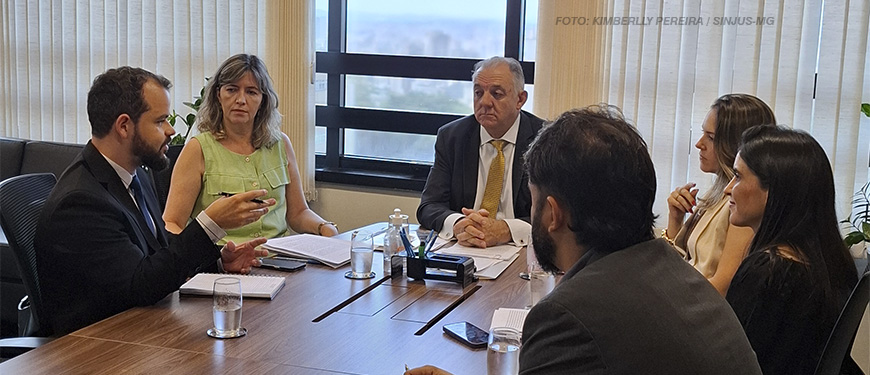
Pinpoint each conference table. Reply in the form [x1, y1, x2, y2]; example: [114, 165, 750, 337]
[0, 223, 534, 374]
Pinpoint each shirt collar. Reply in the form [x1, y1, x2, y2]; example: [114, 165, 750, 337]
[480, 112, 521, 146]
[100, 151, 135, 189]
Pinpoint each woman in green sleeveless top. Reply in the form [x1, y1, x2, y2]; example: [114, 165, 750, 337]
[164, 54, 338, 245]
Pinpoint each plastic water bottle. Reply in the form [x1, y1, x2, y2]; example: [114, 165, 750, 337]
[384, 208, 404, 276]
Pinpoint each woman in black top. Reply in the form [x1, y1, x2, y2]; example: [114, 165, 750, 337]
[724, 125, 857, 374]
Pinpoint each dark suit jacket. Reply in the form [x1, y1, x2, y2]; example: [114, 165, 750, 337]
[417, 111, 544, 231]
[35, 142, 219, 335]
[520, 239, 762, 375]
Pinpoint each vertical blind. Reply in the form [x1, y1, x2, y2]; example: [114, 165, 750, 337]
[1, 0, 264, 142]
[602, 0, 870, 220]
[2, 0, 868, 217]
[0, 0, 317, 200]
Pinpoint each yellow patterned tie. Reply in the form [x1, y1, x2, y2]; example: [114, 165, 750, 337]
[481, 140, 506, 216]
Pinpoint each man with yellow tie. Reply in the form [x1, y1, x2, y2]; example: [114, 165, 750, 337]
[417, 56, 544, 248]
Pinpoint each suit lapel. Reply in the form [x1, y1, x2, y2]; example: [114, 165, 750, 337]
[461, 118, 481, 208]
[82, 143, 163, 254]
[139, 168, 169, 248]
[512, 112, 534, 205]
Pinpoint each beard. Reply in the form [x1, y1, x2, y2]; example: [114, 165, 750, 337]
[132, 127, 170, 171]
[531, 209, 561, 274]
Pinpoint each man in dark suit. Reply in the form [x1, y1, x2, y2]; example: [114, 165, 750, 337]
[407, 106, 761, 375]
[417, 57, 544, 248]
[36, 67, 273, 335]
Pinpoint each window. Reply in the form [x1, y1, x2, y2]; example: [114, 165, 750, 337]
[315, 0, 537, 190]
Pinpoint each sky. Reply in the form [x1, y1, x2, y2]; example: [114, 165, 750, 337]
[316, 0, 538, 22]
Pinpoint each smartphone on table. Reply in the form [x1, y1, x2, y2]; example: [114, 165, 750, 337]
[258, 257, 306, 272]
[443, 321, 489, 349]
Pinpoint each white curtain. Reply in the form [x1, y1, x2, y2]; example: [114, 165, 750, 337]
[264, 0, 317, 202]
[0, 0, 318, 199]
[600, 0, 870, 221]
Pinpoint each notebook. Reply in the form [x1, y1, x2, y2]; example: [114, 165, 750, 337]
[180, 273, 285, 299]
[490, 308, 529, 333]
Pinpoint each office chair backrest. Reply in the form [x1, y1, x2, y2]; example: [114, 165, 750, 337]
[0, 173, 56, 337]
[814, 269, 870, 375]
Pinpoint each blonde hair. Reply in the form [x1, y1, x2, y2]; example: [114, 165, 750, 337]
[676, 94, 776, 248]
[698, 94, 777, 210]
[197, 54, 282, 149]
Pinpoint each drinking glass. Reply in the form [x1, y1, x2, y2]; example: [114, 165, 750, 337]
[397, 212, 420, 247]
[526, 240, 555, 308]
[487, 327, 521, 375]
[346, 230, 375, 279]
[207, 277, 246, 338]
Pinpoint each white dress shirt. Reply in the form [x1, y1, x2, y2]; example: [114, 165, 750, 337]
[100, 152, 225, 242]
[439, 114, 531, 246]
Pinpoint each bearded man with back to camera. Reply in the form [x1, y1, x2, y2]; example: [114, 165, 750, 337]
[406, 105, 761, 374]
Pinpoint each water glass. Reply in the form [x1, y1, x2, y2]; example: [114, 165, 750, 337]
[526, 241, 555, 307]
[487, 327, 521, 375]
[347, 230, 375, 279]
[528, 267, 556, 307]
[209, 277, 245, 338]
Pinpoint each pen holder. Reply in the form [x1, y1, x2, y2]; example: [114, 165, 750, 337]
[406, 254, 477, 288]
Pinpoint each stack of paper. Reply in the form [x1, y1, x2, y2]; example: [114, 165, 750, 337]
[437, 243, 522, 279]
[264, 234, 352, 268]
[490, 308, 529, 332]
[180, 273, 285, 299]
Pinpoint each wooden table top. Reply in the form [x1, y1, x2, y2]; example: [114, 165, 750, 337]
[0, 223, 532, 374]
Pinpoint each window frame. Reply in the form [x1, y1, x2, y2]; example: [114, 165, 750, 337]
[315, 0, 534, 191]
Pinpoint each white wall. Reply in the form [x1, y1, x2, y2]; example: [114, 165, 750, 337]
[307, 183, 423, 232]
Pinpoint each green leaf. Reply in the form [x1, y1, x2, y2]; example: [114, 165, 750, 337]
[185, 113, 196, 127]
[863, 221, 870, 237]
[862, 103, 870, 118]
[844, 231, 866, 247]
[850, 181, 870, 229]
[169, 134, 185, 145]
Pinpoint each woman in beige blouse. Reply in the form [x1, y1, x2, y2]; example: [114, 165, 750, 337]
[663, 94, 775, 295]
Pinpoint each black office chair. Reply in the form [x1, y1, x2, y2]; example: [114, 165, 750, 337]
[0, 173, 57, 357]
[814, 269, 870, 375]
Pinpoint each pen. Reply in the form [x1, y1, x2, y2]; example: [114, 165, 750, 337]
[423, 230, 438, 257]
[262, 254, 322, 264]
[400, 228, 415, 258]
[218, 191, 265, 204]
[370, 226, 388, 238]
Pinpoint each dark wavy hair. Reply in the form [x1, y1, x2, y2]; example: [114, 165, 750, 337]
[87, 67, 171, 137]
[524, 104, 657, 253]
[739, 125, 857, 310]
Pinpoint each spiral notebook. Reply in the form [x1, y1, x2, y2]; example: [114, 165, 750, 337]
[180, 273, 285, 299]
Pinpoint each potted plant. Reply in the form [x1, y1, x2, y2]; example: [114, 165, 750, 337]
[845, 181, 870, 248]
[843, 103, 870, 257]
[168, 82, 205, 146]
[153, 82, 205, 209]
